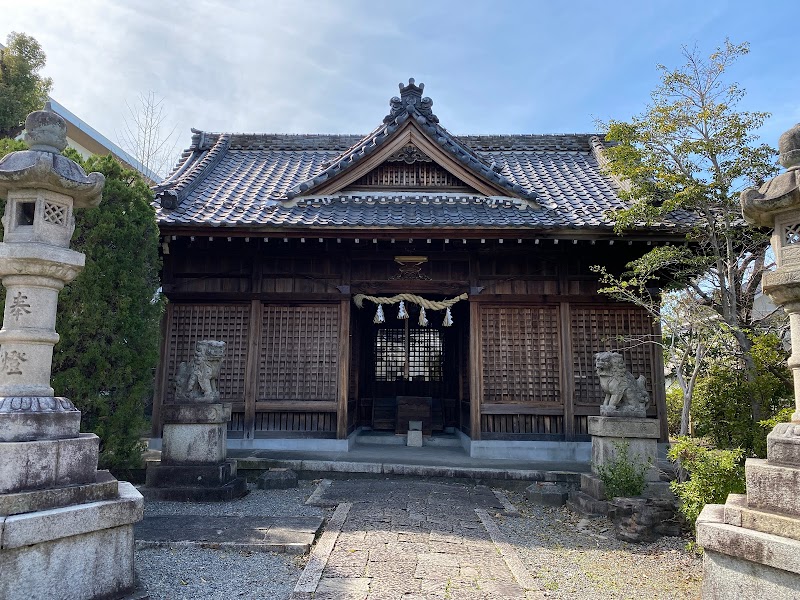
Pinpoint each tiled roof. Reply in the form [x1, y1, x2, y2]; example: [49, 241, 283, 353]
[154, 81, 694, 234]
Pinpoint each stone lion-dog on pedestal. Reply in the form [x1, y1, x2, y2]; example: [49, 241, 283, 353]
[594, 351, 650, 418]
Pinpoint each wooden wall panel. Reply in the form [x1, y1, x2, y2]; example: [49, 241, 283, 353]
[481, 414, 564, 436]
[259, 305, 340, 401]
[254, 411, 337, 433]
[480, 305, 562, 405]
[165, 304, 250, 403]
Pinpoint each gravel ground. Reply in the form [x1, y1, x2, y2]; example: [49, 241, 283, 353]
[134, 480, 703, 599]
[135, 481, 328, 600]
[498, 489, 703, 600]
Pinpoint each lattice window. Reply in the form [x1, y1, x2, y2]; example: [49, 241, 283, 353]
[374, 328, 444, 382]
[481, 306, 561, 404]
[260, 305, 339, 400]
[785, 223, 800, 246]
[570, 306, 654, 406]
[43, 201, 67, 226]
[350, 159, 470, 189]
[166, 304, 250, 403]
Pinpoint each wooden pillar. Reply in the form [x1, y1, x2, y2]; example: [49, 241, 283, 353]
[242, 299, 262, 440]
[337, 298, 351, 439]
[151, 303, 173, 438]
[559, 301, 575, 441]
[652, 317, 669, 442]
[469, 300, 483, 440]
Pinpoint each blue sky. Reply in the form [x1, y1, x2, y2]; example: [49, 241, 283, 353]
[1, 0, 797, 155]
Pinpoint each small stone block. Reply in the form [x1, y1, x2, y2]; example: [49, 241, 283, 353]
[746, 458, 800, 517]
[408, 420, 422, 431]
[724, 493, 800, 542]
[588, 415, 660, 438]
[767, 424, 800, 466]
[141, 477, 248, 502]
[145, 459, 237, 488]
[0, 433, 98, 494]
[257, 468, 298, 490]
[526, 482, 568, 506]
[407, 430, 423, 447]
[161, 402, 230, 425]
[0, 470, 118, 516]
[0, 408, 81, 442]
[161, 422, 227, 465]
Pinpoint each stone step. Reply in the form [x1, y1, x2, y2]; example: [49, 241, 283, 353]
[135, 515, 324, 554]
[140, 476, 248, 502]
[567, 490, 609, 517]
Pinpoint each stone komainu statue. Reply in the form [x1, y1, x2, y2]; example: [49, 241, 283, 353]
[594, 351, 650, 418]
[174, 340, 226, 402]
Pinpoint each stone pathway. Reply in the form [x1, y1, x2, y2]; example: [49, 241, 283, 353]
[292, 479, 545, 599]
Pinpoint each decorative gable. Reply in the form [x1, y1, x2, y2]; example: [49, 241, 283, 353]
[345, 143, 474, 192]
[286, 79, 540, 206]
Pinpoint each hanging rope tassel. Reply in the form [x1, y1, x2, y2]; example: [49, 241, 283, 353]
[443, 306, 453, 327]
[418, 306, 428, 327]
[374, 304, 385, 324]
[397, 300, 409, 320]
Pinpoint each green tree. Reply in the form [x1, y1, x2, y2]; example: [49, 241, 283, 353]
[50, 151, 162, 468]
[668, 437, 746, 527]
[598, 40, 780, 427]
[0, 32, 53, 137]
[693, 333, 791, 457]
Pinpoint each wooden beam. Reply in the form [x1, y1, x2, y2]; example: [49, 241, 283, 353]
[243, 299, 262, 440]
[254, 401, 338, 412]
[337, 298, 351, 439]
[559, 301, 575, 441]
[652, 317, 669, 442]
[480, 404, 565, 415]
[151, 303, 173, 438]
[469, 300, 483, 440]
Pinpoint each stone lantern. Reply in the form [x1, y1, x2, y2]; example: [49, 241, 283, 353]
[695, 124, 800, 598]
[0, 105, 144, 600]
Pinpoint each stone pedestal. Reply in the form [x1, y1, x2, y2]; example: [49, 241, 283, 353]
[589, 416, 661, 482]
[568, 416, 673, 523]
[0, 105, 144, 599]
[145, 401, 247, 501]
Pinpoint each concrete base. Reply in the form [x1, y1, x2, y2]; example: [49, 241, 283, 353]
[697, 504, 800, 599]
[0, 482, 143, 600]
[464, 437, 591, 463]
[702, 550, 800, 599]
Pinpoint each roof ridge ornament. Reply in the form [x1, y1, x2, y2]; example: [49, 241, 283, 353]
[385, 78, 439, 124]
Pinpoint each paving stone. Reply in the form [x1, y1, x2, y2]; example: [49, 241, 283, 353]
[293, 480, 536, 597]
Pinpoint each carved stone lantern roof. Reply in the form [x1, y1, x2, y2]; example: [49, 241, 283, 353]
[741, 122, 800, 227]
[0, 103, 104, 208]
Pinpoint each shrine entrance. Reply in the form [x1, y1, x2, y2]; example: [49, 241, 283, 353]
[353, 296, 466, 435]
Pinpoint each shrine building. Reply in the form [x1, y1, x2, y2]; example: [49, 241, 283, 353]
[151, 79, 688, 461]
